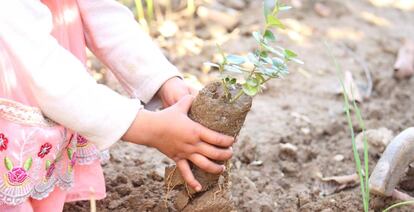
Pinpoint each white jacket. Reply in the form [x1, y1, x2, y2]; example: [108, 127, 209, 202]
[0, 0, 181, 150]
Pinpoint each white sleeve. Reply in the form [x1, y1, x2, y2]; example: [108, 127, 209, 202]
[77, 0, 182, 104]
[0, 1, 141, 150]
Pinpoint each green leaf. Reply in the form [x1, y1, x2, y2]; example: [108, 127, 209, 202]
[247, 78, 259, 87]
[259, 50, 269, 58]
[204, 62, 220, 68]
[260, 55, 273, 64]
[4, 157, 13, 171]
[24, 157, 32, 171]
[262, 43, 284, 57]
[284, 49, 298, 59]
[273, 64, 289, 75]
[252, 31, 263, 43]
[242, 83, 259, 96]
[67, 148, 73, 160]
[258, 66, 276, 77]
[266, 15, 286, 29]
[226, 55, 245, 65]
[224, 65, 243, 74]
[272, 57, 285, 67]
[255, 73, 266, 83]
[45, 160, 51, 170]
[247, 53, 260, 66]
[264, 30, 276, 42]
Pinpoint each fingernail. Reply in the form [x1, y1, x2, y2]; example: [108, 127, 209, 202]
[195, 185, 202, 192]
[222, 165, 226, 172]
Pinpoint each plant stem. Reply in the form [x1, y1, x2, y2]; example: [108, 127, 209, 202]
[229, 89, 244, 103]
[222, 79, 231, 99]
[248, 66, 257, 78]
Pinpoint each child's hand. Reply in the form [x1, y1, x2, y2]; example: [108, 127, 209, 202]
[122, 95, 234, 191]
[157, 77, 198, 108]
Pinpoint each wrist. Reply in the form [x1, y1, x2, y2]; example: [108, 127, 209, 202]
[156, 76, 182, 98]
[122, 109, 159, 147]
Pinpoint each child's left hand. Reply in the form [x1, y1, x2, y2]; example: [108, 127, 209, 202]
[157, 77, 198, 107]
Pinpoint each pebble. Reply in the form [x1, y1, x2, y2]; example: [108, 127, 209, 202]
[301, 127, 310, 135]
[280, 143, 298, 158]
[356, 127, 393, 153]
[250, 160, 263, 166]
[197, 6, 240, 30]
[218, 0, 246, 10]
[333, 154, 344, 162]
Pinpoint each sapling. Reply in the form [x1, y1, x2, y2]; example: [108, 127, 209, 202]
[164, 1, 301, 211]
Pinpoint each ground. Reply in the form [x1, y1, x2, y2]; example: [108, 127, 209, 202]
[64, 0, 414, 211]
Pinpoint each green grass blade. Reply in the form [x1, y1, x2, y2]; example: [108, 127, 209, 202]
[352, 99, 370, 209]
[383, 200, 414, 212]
[324, 41, 369, 212]
[145, 0, 154, 22]
[134, 0, 145, 22]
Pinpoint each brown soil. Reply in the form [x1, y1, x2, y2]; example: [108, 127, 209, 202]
[165, 82, 252, 211]
[64, 0, 414, 211]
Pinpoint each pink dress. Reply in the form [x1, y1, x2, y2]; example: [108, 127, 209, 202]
[0, 0, 115, 209]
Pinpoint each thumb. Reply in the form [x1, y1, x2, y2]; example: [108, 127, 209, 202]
[175, 95, 195, 113]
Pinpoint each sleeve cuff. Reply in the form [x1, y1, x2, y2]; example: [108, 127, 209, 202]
[136, 67, 183, 104]
[86, 98, 142, 150]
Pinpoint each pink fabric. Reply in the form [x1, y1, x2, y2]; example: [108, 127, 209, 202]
[40, 0, 107, 204]
[0, 0, 106, 210]
[43, 0, 87, 63]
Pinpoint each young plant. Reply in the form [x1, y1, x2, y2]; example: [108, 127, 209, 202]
[205, 0, 302, 104]
[164, 1, 301, 211]
[325, 42, 370, 212]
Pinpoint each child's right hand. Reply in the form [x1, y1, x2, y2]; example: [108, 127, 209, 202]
[122, 95, 234, 191]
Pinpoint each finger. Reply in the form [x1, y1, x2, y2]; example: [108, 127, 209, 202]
[175, 95, 194, 113]
[197, 125, 234, 147]
[172, 88, 191, 104]
[189, 153, 225, 174]
[176, 159, 202, 191]
[188, 87, 199, 96]
[195, 142, 233, 161]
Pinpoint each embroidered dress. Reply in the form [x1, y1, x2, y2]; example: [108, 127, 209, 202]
[0, 0, 106, 206]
